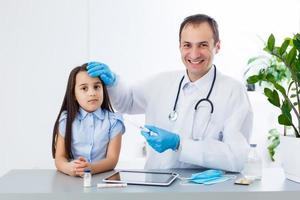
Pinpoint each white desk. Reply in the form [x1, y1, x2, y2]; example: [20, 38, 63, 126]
[0, 168, 299, 200]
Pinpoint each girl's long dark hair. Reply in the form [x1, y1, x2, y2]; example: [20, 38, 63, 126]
[52, 63, 114, 159]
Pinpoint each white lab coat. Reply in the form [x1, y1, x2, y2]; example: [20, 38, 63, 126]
[108, 67, 253, 172]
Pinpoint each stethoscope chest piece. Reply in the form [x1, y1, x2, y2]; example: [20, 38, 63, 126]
[168, 110, 178, 121]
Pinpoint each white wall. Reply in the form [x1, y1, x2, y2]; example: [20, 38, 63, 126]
[0, 0, 89, 175]
[0, 0, 299, 176]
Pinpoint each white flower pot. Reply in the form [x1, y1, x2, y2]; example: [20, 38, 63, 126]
[279, 135, 300, 183]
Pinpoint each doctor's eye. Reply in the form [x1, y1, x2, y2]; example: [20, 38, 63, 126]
[199, 43, 209, 48]
[182, 43, 191, 48]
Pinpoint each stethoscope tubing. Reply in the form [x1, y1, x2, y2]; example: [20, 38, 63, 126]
[169, 65, 216, 121]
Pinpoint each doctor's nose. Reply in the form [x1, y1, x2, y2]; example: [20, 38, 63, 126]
[189, 47, 202, 59]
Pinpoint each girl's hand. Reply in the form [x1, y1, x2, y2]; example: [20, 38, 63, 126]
[73, 157, 90, 176]
[68, 160, 81, 176]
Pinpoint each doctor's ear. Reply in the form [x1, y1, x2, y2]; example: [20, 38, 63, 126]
[215, 41, 220, 54]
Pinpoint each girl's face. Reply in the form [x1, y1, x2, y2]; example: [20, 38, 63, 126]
[75, 71, 103, 112]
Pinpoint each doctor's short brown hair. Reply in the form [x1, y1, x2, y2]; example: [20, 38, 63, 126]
[179, 14, 219, 45]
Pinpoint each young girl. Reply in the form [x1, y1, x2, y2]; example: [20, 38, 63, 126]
[52, 63, 125, 176]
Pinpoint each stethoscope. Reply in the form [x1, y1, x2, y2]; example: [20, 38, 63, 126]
[168, 65, 216, 121]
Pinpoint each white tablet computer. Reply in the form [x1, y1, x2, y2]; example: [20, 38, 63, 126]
[102, 170, 179, 186]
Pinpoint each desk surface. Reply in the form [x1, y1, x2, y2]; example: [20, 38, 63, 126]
[0, 168, 299, 200]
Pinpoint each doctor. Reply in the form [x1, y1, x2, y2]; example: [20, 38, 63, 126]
[87, 14, 253, 172]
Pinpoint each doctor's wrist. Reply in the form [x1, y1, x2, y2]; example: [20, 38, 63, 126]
[173, 135, 180, 151]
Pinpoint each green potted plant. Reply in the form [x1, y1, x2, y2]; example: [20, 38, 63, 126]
[247, 33, 300, 183]
[244, 47, 291, 162]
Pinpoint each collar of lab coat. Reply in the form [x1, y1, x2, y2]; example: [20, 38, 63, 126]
[182, 65, 216, 91]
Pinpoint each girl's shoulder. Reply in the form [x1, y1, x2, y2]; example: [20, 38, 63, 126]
[59, 111, 68, 122]
[57, 111, 68, 137]
[103, 110, 126, 135]
[104, 110, 124, 122]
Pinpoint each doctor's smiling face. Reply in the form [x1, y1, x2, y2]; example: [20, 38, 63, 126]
[75, 71, 104, 112]
[180, 21, 220, 82]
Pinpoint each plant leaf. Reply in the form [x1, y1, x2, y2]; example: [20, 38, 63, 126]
[278, 114, 292, 126]
[247, 56, 266, 65]
[279, 100, 292, 126]
[293, 37, 300, 52]
[264, 88, 273, 98]
[286, 47, 297, 66]
[247, 75, 260, 84]
[295, 33, 300, 40]
[281, 99, 292, 113]
[273, 82, 286, 95]
[272, 90, 281, 107]
[287, 81, 295, 94]
[264, 88, 280, 107]
[266, 73, 275, 82]
[296, 72, 300, 82]
[267, 129, 280, 161]
[268, 139, 280, 149]
[267, 34, 275, 52]
[279, 39, 290, 55]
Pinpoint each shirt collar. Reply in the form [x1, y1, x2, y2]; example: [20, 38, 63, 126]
[78, 107, 105, 120]
[182, 65, 216, 90]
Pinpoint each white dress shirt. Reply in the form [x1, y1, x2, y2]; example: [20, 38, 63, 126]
[108, 66, 253, 172]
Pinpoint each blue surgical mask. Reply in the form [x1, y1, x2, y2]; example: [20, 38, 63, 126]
[188, 169, 223, 180]
[202, 176, 232, 185]
[185, 169, 233, 185]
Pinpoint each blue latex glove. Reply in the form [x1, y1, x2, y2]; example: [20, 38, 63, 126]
[141, 125, 180, 153]
[87, 61, 116, 86]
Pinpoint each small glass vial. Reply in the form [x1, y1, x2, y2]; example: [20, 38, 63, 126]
[242, 144, 262, 180]
[83, 169, 92, 187]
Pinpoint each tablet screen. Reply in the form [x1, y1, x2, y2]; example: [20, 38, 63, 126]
[103, 170, 178, 186]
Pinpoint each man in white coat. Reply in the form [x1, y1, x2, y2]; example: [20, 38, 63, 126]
[87, 14, 253, 172]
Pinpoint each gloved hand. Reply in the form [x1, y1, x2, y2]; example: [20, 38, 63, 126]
[141, 125, 180, 153]
[87, 61, 116, 86]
